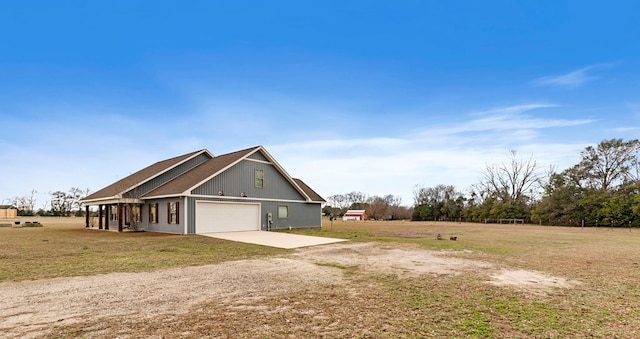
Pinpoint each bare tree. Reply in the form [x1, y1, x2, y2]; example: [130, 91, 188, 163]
[365, 195, 389, 220]
[629, 146, 640, 185]
[327, 194, 348, 214]
[479, 150, 543, 202]
[68, 187, 90, 215]
[50, 191, 73, 216]
[22, 189, 38, 215]
[10, 197, 27, 214]
[341, 191, 368, 210]
[384, 194, 404, 219]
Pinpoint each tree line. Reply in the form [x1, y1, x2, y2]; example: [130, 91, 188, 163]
[7, 138, 640, 227]
[417, 138, 640, 226]
[5, 187, 90, 217]
[327, 138, 640, 227]
[324, 192, 413, 220]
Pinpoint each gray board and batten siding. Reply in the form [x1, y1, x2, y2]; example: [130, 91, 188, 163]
[142, 197, 186, 234]
[191, 158, 306, 201]
[247, 151, 270, 162]
[125, 152, 212, 198]
[188, 157, 320, 234]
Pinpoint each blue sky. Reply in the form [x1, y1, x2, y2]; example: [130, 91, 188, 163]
[1, 1, 639, 207]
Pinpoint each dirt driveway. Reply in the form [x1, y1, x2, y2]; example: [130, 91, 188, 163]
[0, 242, 578, 338]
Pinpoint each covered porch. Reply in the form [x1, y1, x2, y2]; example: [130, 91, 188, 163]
[83, 199, 144, 233]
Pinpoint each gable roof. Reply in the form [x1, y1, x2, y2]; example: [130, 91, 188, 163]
[0, 205, 16, 209]
[81, 149, 209, 202]
[142, 146, 259, 198]
[81, 146, 325, 203]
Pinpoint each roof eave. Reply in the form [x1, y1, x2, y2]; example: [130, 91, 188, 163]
[80, 197, 145, 205]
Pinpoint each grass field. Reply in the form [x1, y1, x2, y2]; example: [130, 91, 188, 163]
[2, 217, 640, 337]
[0, 217, 286, 281]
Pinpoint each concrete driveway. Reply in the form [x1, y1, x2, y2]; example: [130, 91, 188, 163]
[200, 231, 348, 249]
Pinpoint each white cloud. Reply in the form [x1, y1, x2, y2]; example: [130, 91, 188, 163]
[269, 104, 594, 205]
[532, 64, 612, 89]
[457, 104, 592, 131]
[0, 101, 597, 209]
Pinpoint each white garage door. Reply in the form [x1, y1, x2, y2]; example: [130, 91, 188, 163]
[195, 201, 260, 233]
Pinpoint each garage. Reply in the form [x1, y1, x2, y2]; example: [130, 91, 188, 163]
[195, 201, 261, 233]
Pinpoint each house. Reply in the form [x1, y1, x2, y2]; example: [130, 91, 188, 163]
[342, 210, 367, 221]
[0, 205, 17, 219]
[79, 146, 325, 234]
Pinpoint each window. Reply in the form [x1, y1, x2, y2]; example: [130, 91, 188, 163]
[255, 169, 264, 188]
[109, 205, 118, 221]
[168, 202, 179, 224]
[149, 203, 158, 223]
[278, 205, 288, 219]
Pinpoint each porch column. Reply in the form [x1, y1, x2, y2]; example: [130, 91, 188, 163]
[85, 206, 90, 228]
[104, 204, 109, 230]
[118, 203, 123, 232]
[98, 205, 103, 229]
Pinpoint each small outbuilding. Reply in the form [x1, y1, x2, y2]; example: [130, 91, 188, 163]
[0, 205, 17, 219]
[343, 210, 367, 221]
[80, 146, 325, 234]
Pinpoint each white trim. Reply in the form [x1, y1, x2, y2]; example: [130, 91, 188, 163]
[187, 194, 322, 204]
[196, 200, 261, 207]
[183, 196, 188, 235]
[80, 198, 145, 205]
[137, 194, 177, 200]
[245, 158, 271, 165]
[81, 197, 119, 204]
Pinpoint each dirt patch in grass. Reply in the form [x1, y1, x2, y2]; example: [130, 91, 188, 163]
[0, 242, 579, 338]
[294, 242, 580, 293]
[489, 269, 578, 293]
